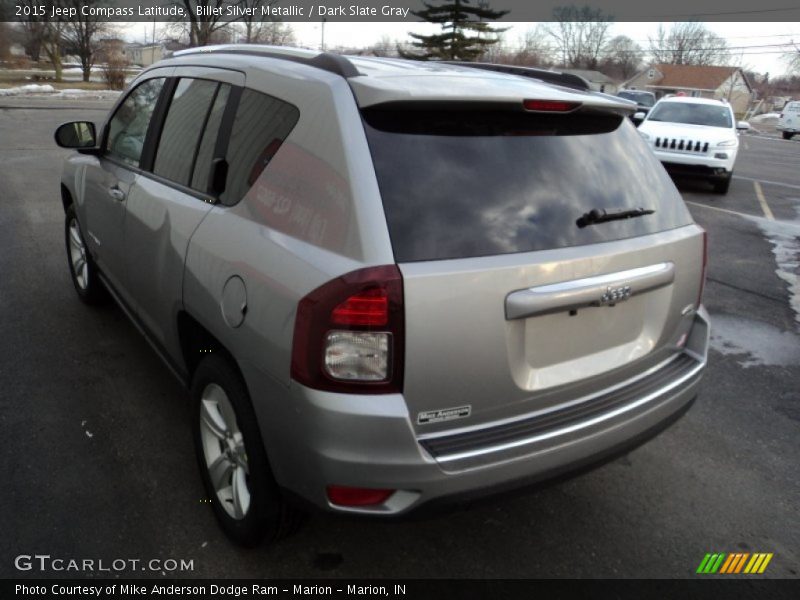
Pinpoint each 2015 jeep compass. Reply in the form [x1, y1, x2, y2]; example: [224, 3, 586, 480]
[56, 46, 710, 546]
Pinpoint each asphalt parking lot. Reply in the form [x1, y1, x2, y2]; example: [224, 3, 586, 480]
[1, 98, 798, 581]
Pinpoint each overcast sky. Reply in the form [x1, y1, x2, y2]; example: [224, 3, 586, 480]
[125, 21, 800, 78]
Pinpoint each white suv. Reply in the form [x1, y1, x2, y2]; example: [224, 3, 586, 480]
[636, 96, 749, 194]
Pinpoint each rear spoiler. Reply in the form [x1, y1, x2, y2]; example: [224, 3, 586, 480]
[442, 62, 591, 92]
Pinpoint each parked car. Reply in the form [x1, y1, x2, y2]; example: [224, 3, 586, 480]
[777, 100, 800, 140]
[56, 46, 710, 546]
[636, 96, 749, 194]
[618, 90, 656, 117]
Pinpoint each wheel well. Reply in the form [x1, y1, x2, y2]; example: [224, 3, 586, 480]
[60, 184, 73, 213]
[177, 312, 236, 380]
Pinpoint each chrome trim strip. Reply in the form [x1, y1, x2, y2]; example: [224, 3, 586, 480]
[505, 262, 674, 320]
[430, 358, 704, 463]
[417, 352, 685, 442]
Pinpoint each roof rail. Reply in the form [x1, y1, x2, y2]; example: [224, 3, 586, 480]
[443, 62, 590, 92]
[173, 45, 361, 79]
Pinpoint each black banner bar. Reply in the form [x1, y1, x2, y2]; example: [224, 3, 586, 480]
[4, 579, 800, 600]
[4, 0, 800, 23]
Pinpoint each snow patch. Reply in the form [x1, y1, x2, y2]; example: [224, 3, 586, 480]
[0, 84, 120, 99]
[710, 313, 800, 368]
[747, 210, 800, 327]
[0, 84, 56, 96]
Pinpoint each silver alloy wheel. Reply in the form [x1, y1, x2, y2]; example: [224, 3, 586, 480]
[199, 383, 251, 520]
[68, 218, 89, 290]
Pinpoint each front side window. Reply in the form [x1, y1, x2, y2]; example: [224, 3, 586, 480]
[106, 78, 165, 167]
[648, 101, 733, 128]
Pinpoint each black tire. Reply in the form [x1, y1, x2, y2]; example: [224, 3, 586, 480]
[65, 205, 108, 305]
[712, 174, 732, 195]
[192, 353, 297, 547]
[782, 131, 794, 140]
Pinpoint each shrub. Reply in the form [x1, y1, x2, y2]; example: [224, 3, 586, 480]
[101, 58, 128, 90]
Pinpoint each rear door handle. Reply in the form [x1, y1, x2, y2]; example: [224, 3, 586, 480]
[108, 186, 125, 201]
[505, 262, 675, 320]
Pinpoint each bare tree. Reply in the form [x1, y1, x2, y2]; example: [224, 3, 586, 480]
[61, 0, 109, 81]
[16, 0, 48, 62]
[179, 0, 236, 46]
[369, 35, 396, 58]
[41, 21, 66, 81]
[648, 22, 730, 66]
[545, 5, 614, 69]
[236, 0, 294, 44]
[513, 25, 554, 67]
[601, 35, 642, 80]
[240, 21, 296, 45]
[783, 42, 800, 74]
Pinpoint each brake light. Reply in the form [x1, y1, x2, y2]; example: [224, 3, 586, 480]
[326, 485, 395, 507]
[331, 287, 388, 326]
[697, 230, 708, 307]
[523, 99, 581, 112]
[291, 265, 404, 393]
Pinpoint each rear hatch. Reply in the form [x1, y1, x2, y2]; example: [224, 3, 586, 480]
[362, 104, 703, 435]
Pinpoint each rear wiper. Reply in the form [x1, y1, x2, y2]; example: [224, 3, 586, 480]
[577, 207, 655, 228]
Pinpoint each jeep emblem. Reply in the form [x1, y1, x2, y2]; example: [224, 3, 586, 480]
[599, 285, 632, 305]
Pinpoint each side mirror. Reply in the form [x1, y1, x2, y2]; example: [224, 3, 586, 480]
[55, 121, 97, 149]
[736, 121, 750, 131]
[632, 111, 646, 122]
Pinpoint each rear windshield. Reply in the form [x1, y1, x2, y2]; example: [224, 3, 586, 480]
[363, 108, 692, 263]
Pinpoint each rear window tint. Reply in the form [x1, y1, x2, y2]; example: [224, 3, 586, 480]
[363, 109, 693, 263]
[221, 88, 299, 206]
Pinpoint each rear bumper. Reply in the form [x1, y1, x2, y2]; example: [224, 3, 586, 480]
[245, 308, 710, 516]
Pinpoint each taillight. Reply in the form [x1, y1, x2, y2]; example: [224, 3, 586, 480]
[291, 265, 404, 393]
[697, 229, 708, 307]
[523, 99, 581, 112]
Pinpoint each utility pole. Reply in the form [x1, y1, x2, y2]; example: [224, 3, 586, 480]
[321, 18, 326, 51]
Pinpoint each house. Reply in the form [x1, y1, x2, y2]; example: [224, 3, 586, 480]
[623, 64, 753, 115]
[560, 69, 619, 94]
[123, 43, 164, 67]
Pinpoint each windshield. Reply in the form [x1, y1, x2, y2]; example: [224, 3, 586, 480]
[619, 92, 655, 107]
[363, 108, 692, 263]
[647, 101, 732, 128]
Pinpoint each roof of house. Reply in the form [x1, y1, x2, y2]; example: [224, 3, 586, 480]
[647, 64, 749, 92]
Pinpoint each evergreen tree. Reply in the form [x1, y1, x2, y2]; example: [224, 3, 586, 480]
[399, 0, 509, 61]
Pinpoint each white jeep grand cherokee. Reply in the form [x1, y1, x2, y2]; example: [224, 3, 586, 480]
[636, 96, 749, 195]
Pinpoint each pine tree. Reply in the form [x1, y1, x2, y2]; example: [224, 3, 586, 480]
[399, 0, 509, 61]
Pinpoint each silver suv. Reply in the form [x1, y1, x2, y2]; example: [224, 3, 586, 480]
[56, 46, 710, 546]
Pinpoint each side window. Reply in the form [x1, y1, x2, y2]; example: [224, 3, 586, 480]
[191, 84, 231, 192]
[153, 78, 221, 187]
[221, 88, 300, 206]
[107, 78, 165, 167]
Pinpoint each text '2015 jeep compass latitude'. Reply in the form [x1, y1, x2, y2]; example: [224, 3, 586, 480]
[56, 46, 710, 546]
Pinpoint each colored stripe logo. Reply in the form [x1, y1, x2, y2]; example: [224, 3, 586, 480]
[696, 552, 773, 574]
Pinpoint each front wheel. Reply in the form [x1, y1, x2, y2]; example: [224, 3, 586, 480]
[712, 174, 732, 195]
[782, 131, 794, 140]
[193, 354, 297, 546]
[65, 205, 107, 304]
